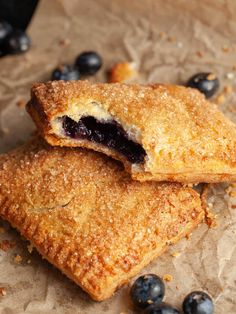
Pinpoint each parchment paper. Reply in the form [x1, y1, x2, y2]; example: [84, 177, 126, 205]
[0, 1, 236, 313]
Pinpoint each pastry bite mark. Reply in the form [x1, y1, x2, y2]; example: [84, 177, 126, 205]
[34, 92, 147, 165]
[60, 115, 146, 163]
[27, 80, 236, 183]
[0, 137, 205, 301]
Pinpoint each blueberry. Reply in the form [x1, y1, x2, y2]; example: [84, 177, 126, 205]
[183, 291, 214, 314]
[186, 72, 219, 98]
[51, 65, 80, 81]
[130, 274, 165, 309]
[0, 20, 13, 45]
[75, 51, 102, 75]
[2, 29, 30, 54]
[144, 303, 180, 314]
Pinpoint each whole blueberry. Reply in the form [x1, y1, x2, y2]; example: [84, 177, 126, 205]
[0, 20, 13, 45]
[186, 72, 219, 98]
[51, 65, 80, 81]
[3, 29, 30, 54]
[183, 291, 214, 314]
[144, 303, 180, 314]
[75, 51, 102, 75]
[130, 274, 165, 309]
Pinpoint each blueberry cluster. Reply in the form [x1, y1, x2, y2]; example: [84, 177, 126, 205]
[130, 274, 214, 314]
[0, 19, 30, 56]
[51, 51, 102, 81]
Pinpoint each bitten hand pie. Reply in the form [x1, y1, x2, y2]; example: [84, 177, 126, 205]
[27, 80, 236, 183]
[0, 137, 204, 301]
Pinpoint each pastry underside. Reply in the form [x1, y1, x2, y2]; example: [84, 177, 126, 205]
[0, 137, 205, 301]
[27, 80, 236, 184]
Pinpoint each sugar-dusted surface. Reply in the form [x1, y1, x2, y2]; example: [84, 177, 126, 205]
[0, 137, 204, 301]
[28, 80, 236, 183]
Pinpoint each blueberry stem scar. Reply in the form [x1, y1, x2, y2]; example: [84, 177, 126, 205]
[62, 115, 146, 163]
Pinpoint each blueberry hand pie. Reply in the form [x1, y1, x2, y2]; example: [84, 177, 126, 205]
[0, 137, 204, 301]
[27, 80, 236, 183]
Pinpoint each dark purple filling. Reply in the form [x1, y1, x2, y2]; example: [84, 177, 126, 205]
[62, 116, 146, 163]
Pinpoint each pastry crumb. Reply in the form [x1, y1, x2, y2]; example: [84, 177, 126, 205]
[185, 233, 192, 240]
[16, 99, 26, 108]
[171, 251, 181, 258]
[223, 85, 233, 94]
[196, 50, 204, 58]
[226, 72, 234, 80]
[167, 36, 176, 43]
[215, 94, 225, 105]
[59, 38, 71, 47]
[163, 274, 173, 282]
[0, 287, 6, 296]
[0, 240, 14, 252]
[226, 185, 232, 194]
[177, 41, 183, 48]
[222, 45, 230, 53]
[206, 73, 216, 81]
[207, 202, 213, 209]
[147, 299, 154, 304]
[229, 191, 236, 197]
[14, 254, 22, 263]
[27, 243, 34, 253]
[201, 185, 217, 228]
[205, 208, 217, 228]
[159, 31, 166, 39]
[108, 62, 138, 83]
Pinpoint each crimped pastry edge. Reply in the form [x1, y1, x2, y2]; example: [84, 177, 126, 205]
[0, 206, 204, 301]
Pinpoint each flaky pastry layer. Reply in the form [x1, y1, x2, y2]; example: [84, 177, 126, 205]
[0, 137, 204, 301]
[27, 81, 236, 183]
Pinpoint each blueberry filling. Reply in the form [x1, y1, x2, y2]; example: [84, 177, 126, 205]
[62, 116, 146, 163]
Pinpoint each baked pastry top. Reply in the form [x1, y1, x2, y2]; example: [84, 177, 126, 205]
[0, 137, 204, 301]
[27, 80, 236, 183]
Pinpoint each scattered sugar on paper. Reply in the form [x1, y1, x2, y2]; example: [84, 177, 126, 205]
[171, 251, 181, 258]
[0, 287, 6, 296]
[14, 254, 22, 263]
[27, 243, 34, 253]
[163, 274, 173, 282]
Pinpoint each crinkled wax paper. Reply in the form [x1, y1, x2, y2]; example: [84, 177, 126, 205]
[0, 0, 235, 313]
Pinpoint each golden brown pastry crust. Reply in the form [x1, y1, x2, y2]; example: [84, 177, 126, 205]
[0, 137, 204, 301]
[27, 80, 236, 183]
